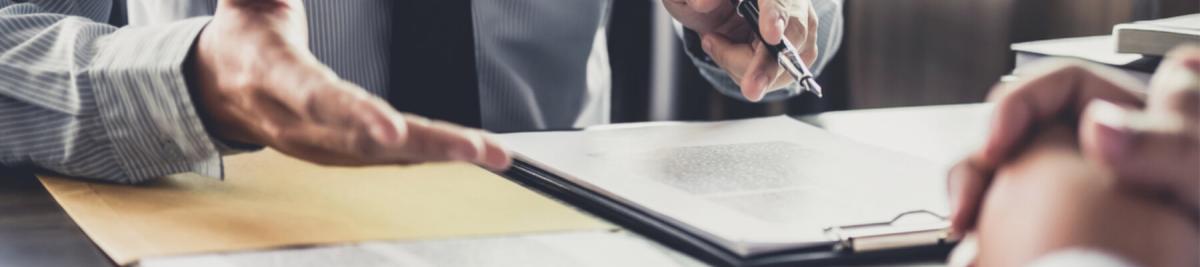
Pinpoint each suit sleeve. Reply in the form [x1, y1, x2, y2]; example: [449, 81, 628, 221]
[0, 0, 221, 183]
[678, 0, 843, 102]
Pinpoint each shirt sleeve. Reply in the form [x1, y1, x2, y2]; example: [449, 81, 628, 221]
[677, 0, 844, 102]
[0, 0, 221, 183]
[1027, 248, 1140, 267]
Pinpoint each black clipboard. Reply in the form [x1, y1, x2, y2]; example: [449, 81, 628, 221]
[500, 159, 956, 267]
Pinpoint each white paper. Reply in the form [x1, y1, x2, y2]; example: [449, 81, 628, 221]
[137, 231, 703, 267]
[496, 116, 949, 256]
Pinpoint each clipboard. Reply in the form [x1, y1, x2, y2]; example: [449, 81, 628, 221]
[502, 159, 956, 267]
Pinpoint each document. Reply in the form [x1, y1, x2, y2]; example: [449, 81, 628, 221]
[39, 149, 611, 266]
[496, 116, 950, 257]
[137, 231, 705, 267]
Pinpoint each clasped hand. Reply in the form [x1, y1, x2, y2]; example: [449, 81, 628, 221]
[949, 46, 1200, 234]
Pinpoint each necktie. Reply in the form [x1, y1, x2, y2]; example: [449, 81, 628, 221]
[388, 0, 481, 127]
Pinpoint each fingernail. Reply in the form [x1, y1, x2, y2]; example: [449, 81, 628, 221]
[701, 36, 714, 54]
[1088, 99, 1133, 135]
[1094, 123, 1133, 164]
[1183, 58, 1200, 72]
[947, 165, 965, 207]
[947, 164, 976, 227]
[754, 75, 770, 99]
[774, 18, 787, 39]
[487, 160, 512, 172]
[1088, 100, 1134, 161]
[451, 147, 477, 162]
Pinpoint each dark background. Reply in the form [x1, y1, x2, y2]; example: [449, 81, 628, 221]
[608, 0, 1200, 122]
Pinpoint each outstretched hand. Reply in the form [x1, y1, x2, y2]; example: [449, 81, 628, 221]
[189, 0, 510, 170]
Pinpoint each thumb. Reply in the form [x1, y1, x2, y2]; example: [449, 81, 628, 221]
[701, 33, 749, 72]
[1080, 99, 1199, 210]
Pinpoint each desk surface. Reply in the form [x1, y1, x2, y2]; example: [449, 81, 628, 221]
[0, 104, 992, 267]
[0, 169, 113, 267]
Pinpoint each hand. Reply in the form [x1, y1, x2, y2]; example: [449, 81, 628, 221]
[947, 46, 1200, 234]
[662, 0, 819, 101]
[189, 0, 510, 170]
[964, 125, 1198, 267]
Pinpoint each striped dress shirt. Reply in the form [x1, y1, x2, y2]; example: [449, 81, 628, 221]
[0, 0, 842, 183]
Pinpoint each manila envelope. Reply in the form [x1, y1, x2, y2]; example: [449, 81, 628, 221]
[38, 149, 611, 266]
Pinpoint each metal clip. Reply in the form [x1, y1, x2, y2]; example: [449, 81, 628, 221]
[823, 210, 953, 252]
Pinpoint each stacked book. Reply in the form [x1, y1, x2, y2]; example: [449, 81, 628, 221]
[1011, 14, 1199, 84]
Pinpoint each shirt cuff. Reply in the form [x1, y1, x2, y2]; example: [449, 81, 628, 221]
[87, 17, 223, 183]
[212, 138, 265, 155]
[1027, 248, 1139, 267]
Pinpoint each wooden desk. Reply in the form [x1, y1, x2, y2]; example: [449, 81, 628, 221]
[0, 169, 113, 267]
[0, 104, 992, 267]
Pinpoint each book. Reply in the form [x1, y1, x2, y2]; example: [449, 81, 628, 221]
[1114, 14, 1200, 56]
[495, 116, 954, 266]
[1011, 36, 1156, 84]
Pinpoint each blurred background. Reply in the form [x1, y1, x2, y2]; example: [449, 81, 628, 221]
[607, 0, 1199, 122]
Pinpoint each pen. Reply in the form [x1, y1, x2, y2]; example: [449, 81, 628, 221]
[731, 0, 823, 98]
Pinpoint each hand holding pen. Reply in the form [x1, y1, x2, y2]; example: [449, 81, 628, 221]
[662, 0, 823, 101]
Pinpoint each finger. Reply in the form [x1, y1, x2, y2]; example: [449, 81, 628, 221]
[974, 60, 1146, 169]
[269, 113, 389, 166]
[779, 13, 814, 66]
[766, 62, 793, 90]
[702, 33, 755, 85]
[477, 132, 513, 171]
[303, 92, 490, 167]
[947, 158, 992, 235]
[799, 35, 818, 67]
[1148, 78, 1200, 121]
[1080, 99, 1199, 211]
[741, 40, 778, 101]
[799, 6, 818, 66]
[1078, 47, 1200, 210]
[757, 0, 787, 45]
[276, 126, 375, 165]
[397, 117, 488, 164]
[267, 83, 405, 165]
[1147, 46, 1200, 121]
[685, 0, 723, 13]
[348, 95, 411, 160]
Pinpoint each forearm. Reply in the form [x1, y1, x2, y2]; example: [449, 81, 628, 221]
[976, 126, 1198, 267]
[0, 2, 222, 183]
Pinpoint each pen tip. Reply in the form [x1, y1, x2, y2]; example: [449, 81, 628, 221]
[803, 81, 823, 98]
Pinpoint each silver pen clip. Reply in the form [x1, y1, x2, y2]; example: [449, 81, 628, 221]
[776, 38, 822, 97]
[823, 210, 955, 252]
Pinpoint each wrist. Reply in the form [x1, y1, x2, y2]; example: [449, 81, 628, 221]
[186, 26, 262, 146]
